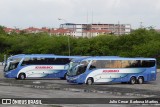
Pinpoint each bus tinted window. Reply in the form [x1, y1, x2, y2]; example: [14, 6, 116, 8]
[110, 60, 122, 68]
[89, 60, 155, 69]
[129, 60, 141, 68]
[90, 60, 123, 69]
[122, 60, 155, 68]
[141, 60, 155, 67]
[121, 60, 130, 68]
[89, 60, 111, 69]
[8, 58, 22, 71]
[77, 65, 87, 75]
[21, 58, 70, 66]
[46, 58, 70, 65]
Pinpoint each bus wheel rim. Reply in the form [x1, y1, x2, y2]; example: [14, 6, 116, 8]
[131, 78, 135, 84]
[88, 79, 92, 84]
[139, 78, 143, 83]
[21, 74, 24, 79]
[132, 80, 135, 83]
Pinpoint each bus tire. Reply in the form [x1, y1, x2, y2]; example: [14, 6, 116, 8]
[18, 73, 26, 80]
[138, 76, 144, 84]
[130, 77, 136, 84]
[86, 78, 93, 85]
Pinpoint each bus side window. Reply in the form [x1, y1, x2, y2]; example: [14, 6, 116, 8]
[63, 58, 70, 64]
[111, 60, 122, 68]
[142, 60, 155, 67]
[122, 60, 131, 68]
[130, 60, 141, 67]
[21, 58, 31, 66]
[104, 61, 110, 68]
[110, 60, 115, 68]
[89, 65, 96, 70]
[21, 61, 25, 66]
[89, 61, 97, 70]
[77, 65, 87, 75]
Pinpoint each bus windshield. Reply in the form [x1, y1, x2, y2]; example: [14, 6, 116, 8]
[67, 61, 89, 76]
[4, 58, 21, 72]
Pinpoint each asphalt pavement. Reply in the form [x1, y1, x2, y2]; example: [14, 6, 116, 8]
[0, 63, 160, 107]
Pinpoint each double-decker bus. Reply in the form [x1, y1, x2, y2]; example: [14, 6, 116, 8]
[66, 56, 157, 85]
[4, 54, 80, 80]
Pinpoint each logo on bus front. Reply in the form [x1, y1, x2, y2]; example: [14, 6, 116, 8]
[35, 66, 53, 69]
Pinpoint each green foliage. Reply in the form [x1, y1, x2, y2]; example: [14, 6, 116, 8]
[0, 27, 160, 67]
[0, 26, 6, 35]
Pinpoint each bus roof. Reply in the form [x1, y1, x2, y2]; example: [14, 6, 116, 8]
[8, 54, 81, 59]
[72, 56, 156, 62]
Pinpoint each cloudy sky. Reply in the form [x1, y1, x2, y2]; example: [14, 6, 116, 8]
[0, 0, 159, 29]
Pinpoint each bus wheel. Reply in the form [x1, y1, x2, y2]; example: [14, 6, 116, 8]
[138, 77, 144, 84]
[18, 73, 26, 80]
[130, 77, 136, 84]
[86, 78, 93, 85]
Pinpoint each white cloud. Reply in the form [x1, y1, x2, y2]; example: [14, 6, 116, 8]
[0, 0, 159, 29]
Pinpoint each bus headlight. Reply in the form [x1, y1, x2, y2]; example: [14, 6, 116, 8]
[73, 76, 79, 80]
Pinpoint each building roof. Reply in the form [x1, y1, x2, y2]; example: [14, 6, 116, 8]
[23, 27, 40, 32]
[4, 27, 20, 33]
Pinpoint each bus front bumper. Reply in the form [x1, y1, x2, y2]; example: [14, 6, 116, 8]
[66, 75, 80, 83]
[4, 72, 15, 78]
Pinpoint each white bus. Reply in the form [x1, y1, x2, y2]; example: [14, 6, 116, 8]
[4, 54, 80, 80]
[66, 56, 157, 85]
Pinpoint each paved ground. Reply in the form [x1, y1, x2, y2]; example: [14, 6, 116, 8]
[0, 63, 160, 107]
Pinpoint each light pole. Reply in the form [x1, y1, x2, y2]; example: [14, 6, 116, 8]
[58, 18, 71, 56]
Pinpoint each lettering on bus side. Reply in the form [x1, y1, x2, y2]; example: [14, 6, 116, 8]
[103, 70, 119, 73]
[35, 66, 53, 69]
